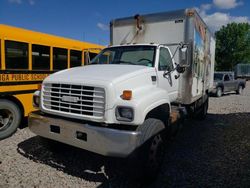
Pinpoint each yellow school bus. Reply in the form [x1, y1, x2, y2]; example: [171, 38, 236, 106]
[0, 24, 103, 139]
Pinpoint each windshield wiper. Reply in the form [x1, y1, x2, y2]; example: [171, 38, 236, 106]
[90, 62, 98, 65]
[111, 60, 136, 65]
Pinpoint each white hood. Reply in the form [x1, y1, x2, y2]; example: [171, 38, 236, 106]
[44, 64, 155, 85]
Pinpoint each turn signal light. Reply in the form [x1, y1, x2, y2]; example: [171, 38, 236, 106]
[121, 90, 132, 100]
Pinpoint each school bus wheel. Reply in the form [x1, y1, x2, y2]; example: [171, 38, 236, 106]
[0, 99, 21, 140]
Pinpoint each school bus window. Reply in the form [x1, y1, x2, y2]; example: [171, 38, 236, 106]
[70, 50, 82, 67]
[5, 40, 28, 69]
[0, 39, 1, 68]
[89, 52, 98, 61]
[32, 44, 50, 70]
[53, 47, 67, 70]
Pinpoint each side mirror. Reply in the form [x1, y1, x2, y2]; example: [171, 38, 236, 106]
[84, 51, 90, 65]
[179, 46, 188, 67]
[176, 64, 186, 73]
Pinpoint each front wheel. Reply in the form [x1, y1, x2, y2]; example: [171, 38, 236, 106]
[128, 118, 166, 181]
[144, 132, 165, 178]
[216, 87, 223, 97]
[0, 100, 22, 140]
[236, 85, 243, 95]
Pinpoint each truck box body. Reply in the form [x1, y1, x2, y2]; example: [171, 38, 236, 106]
[234, 64, 250, 80]
[110, 9, 215, 104]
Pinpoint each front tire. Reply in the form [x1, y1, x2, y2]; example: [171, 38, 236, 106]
[129, 118, 166, 181]
[216, 87, 223, 97]
[236, 85, 243, 95]
[143, 132, 165, 178]
[0, 100, 21, 140]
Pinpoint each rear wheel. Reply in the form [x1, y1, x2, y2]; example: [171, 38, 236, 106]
[236, 85, 243, 95]
[196, 99, 209, 120]
[0, 100, 21, 140]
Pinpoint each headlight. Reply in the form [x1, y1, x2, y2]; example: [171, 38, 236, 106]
[33, 90, 41, 108]
[115, 106, 134, 122]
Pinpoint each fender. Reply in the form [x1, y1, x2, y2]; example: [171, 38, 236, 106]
[133, 87, 171, 125]
[110, 85, 171, 125]
[217, 82, 224, 91]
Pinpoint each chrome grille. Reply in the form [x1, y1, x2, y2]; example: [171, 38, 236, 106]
[42, 83, 105, 118]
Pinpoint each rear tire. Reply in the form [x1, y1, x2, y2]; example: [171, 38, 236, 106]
[216, 87, 223, 97]
[236, 85, 243, 95]
[0, 100, 21, 140]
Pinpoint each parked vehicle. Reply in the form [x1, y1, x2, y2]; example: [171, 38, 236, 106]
[234, 64, 250, 80]
[0, 24, 103, 140]
[28, 9, 215, 179]
[211, 72, 246, 97]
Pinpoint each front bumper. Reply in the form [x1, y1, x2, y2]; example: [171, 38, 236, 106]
[28, 111, 141, 157]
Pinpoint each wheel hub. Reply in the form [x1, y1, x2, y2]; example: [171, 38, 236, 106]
[0, 115, 3, 124]
[218, 89, 221, 96]
[0, 109, 14, 131]
[148, 134, 164, 169]
[239, 87, 242, 93]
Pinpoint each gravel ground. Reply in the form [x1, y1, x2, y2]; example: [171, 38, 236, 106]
[1, 82, 250, 188]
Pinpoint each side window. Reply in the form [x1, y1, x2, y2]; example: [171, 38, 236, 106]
[89, 52, 98, 61]
[0, 39, 1, 69]
[158, 47, 173, 71]
[32, 44, 50, 70]
[5, 40, 28, 70]
[229, 74, 234, 80]
[70, 50, 82, 68]
[224, 74, 230, 81]
[53, 47, 68, 70]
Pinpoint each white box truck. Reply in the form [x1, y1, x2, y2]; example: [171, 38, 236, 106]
[29, 9, 215, 178]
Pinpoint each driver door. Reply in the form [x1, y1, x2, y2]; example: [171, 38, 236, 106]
[223, 74, 231, 92]
[157, 47, 178, 102]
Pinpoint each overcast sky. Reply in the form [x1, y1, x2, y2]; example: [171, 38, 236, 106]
[0, 0, 249, 45]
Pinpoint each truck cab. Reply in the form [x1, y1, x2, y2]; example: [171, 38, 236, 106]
[91, 44, 179, 102]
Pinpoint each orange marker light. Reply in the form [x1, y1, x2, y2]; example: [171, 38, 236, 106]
[121, 90, 132, 100]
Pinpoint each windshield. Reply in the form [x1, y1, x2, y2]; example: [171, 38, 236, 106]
[214, 73, 223, 81]
[90, 45, 156, 67]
